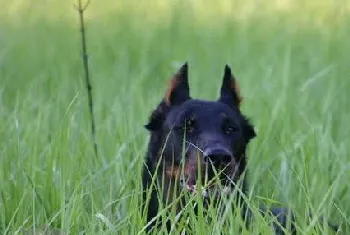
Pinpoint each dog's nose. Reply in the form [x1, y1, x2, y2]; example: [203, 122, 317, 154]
[203, 148, 233, 168]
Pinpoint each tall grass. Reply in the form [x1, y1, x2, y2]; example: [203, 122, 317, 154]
[0, 0, 349, 234]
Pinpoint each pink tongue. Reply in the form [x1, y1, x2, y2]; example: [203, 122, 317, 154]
[185, 184, 211, 198]
[185, 184, 196, 192]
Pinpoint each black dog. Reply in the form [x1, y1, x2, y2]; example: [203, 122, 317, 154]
[142, 63, 336, 234]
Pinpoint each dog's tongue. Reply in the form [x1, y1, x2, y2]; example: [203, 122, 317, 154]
[185, 184, 210, 198]
[185, 183, 232, 198]
[185, 184, 196, 193]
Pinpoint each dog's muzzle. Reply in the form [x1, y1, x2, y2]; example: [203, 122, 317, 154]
[203, 147, 233, 169]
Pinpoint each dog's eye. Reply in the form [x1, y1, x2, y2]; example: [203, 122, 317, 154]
[223, 126, 238, 135]
[183, 118, 196, 133]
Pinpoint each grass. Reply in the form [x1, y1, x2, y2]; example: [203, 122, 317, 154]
[0, 0, 349, 234]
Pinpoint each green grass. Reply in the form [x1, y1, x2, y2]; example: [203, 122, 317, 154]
[0, 0, 349, 234]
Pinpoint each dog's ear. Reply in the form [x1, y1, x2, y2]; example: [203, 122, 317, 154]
[218, 65, 242, 108]
[242, 117, 256, 143]
[145, 63, 191, 131]
[219, 66, 255, 140]
[164, 62, 190, 106]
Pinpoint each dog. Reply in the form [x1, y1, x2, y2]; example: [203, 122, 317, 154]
[141, 63, 337, 234]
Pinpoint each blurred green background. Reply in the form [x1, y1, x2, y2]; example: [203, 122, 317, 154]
[0, 0, 349, 234]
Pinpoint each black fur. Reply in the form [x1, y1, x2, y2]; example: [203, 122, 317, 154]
[141, 63, 337, 234]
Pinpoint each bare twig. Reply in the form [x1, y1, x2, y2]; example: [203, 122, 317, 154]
[75, 0, 99, 158]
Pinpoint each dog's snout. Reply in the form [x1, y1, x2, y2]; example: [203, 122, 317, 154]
[203, 148, 233, 167]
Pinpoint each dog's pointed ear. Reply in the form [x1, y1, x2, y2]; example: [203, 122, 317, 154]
[164, 62, 190, 106]
[218, 65, 242, 108]
[145, 63, 191, 131]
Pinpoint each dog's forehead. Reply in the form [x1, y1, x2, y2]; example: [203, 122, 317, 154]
[167, 99, 239, 123]
[183, 99, 232, 113]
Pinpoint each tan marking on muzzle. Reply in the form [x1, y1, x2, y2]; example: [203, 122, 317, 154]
[165, 166, 182, 178]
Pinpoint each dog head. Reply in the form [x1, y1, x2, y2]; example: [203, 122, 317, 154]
[145, 63, 256, 197]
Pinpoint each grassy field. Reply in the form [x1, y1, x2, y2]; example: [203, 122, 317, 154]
[0, 0, 350, 234]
